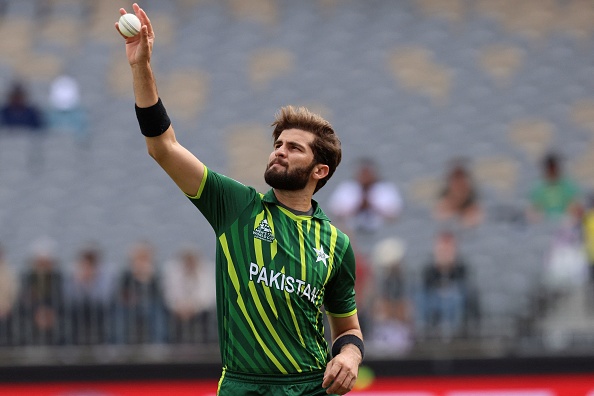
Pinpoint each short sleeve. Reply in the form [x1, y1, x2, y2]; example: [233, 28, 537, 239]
[324, 242, 357, 317]
[186, 167, 256, 235]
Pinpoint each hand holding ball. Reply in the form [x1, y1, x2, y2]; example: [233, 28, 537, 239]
[118, 13, 141, 37]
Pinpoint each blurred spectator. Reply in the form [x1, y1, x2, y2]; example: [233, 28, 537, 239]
[433, 159, 483, 229]
[367, 237, 413, 356]
[47, 75, 89, 146]
[584, 193, 594, 309]
[418, 230, 468, 341]
[1, 81, 48, 171]
[0, 244, 18, 345]
[163, 246, 216, 343]
[328, 158, 402, 235]
[351, 243, 374, 335]
[543, 202, 588, 299]
[63, 243, 114, 345]
[18, 237, 64, 345]
[113, 241, 166, 344]
[0, 81, 45, 132]
[528, 152, 580, 223]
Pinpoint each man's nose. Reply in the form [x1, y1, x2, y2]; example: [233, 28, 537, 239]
[275, 145, 287, 157]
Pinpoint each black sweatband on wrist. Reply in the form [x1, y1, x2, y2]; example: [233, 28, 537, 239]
[135, 98, 171, 137]
[332, 334, 364, 360]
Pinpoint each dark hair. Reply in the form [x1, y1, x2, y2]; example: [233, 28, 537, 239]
[271, 106, 342, 193]
[543, 152, 560, 168]
[440, 161, 477, 210]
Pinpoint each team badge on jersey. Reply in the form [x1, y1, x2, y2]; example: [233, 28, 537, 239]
[253, 219, 275, 242]
[314, 246, 330, 266]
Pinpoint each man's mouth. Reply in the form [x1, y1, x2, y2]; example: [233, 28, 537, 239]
[270, 160, 287, 168]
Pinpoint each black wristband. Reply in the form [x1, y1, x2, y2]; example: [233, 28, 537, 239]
[331, 334, 364, 360]
[135, 98, 171, 137]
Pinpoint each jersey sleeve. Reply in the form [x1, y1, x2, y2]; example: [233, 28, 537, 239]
[324, 241, 357, 317]
[185, 166, 256, 235]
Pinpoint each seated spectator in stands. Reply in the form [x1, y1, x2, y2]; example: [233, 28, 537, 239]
[543, 201, 588, 300]
[419, 230, 468, 341]
[433, 159, 483, 228]
[528, 152, 580, 223]
[369, 298, 414, 357]
[63, 243, 114, 345]
[0, 81, 45, 132]
[163, 246, 216, 343]
[18, 237, 64, 345]
[328, 158, 402, 236]
[367, 237, 413, 356]
[47, 75, 89, 146]
[0, 244, 18, 345]
[113, 240, 166, 344]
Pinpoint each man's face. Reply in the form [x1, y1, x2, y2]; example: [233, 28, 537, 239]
[264, 128, 317, 191]
[434, 233, 457, 266]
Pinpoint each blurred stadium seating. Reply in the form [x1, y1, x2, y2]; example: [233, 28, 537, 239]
[1, 0, 594, 365]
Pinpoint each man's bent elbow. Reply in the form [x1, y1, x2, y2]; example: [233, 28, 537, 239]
[144, 127, 176, 161]
[146, 140, 173, 164]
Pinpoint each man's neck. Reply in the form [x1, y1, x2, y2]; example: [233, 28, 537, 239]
[273, 189, 313, 212]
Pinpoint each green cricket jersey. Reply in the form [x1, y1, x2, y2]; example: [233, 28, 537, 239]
[186, 166, 357, 375]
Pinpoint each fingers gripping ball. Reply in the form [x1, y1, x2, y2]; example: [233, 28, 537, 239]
[118, 13, 141, 37]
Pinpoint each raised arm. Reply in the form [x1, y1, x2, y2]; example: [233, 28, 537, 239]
[116, 3, 204, 197]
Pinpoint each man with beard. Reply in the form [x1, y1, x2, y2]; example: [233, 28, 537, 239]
[116, 4, 363, 396]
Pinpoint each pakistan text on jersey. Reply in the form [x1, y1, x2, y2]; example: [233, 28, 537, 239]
[249, 263, 320, 303]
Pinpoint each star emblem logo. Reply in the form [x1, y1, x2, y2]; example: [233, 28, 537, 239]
[314, 246, 330, 266]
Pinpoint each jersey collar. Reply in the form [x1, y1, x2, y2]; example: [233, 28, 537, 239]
[262, 189, 330, 221]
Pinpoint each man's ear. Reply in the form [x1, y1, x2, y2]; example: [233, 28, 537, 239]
[312, 164, 330, 180]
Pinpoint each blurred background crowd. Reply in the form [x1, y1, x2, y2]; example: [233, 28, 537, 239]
[1, 0, 594, 365]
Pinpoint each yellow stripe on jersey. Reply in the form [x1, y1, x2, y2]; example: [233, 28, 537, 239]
[277, 206, 312, 221]
[284, 286, 306, 347]
[314, 221, 321, 262]
[220, 234, 288, 374]
[217, 367, 227, 394]
[323, 225, 338, 284]
[185, 165, 208, 199]
[287, 220, 307, 348]
[329, 225, 338, 271]
[265, 207, 279, 312]
[298, 220, 306, 281]
[267, 208, 278, 259]
[326, 308, 358, 318]
[254, 210, 278, 318]
[313, 309, 326, 366]
[294, 220, 308, 346]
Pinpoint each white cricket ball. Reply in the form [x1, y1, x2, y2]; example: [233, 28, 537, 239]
[118, 13, 141, 37]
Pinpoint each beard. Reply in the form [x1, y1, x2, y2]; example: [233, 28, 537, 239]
[264, 159, 317, 191]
